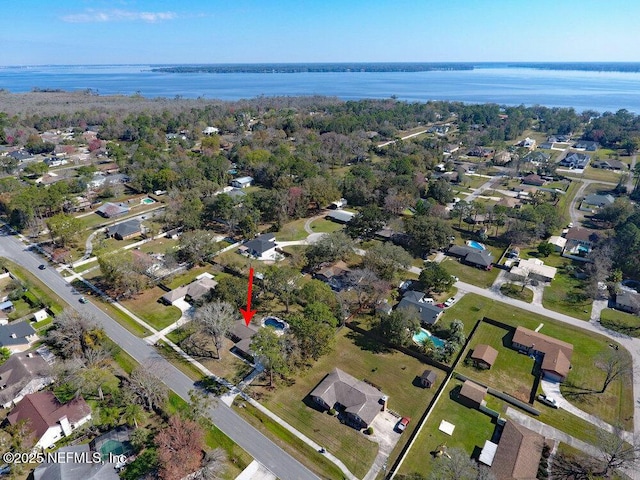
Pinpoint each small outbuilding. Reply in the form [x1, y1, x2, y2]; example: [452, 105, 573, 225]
[470, 344, 499, 369]
[420, 370, 437, 388]
[231, 176, 253, 188]
[458, 380, 487, 409]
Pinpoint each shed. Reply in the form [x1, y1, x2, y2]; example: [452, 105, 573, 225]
[420, 370, 437, 388]
[458, 380, 487, 408]
[33, 309, 49, 323]
[470, 344, 498, 369]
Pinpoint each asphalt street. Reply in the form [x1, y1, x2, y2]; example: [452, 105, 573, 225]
[0, 229, 319, 480]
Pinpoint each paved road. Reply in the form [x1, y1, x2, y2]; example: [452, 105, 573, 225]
[0, 230, 319, 480]
[629, 155, 637, 192]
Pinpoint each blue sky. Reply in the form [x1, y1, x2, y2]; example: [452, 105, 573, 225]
[1, 0, 639, 65]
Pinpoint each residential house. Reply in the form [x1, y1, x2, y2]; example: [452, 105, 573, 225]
[203, 126, 219, 135]
[63, 196, 92, 213]
[428, 125, 449, 135]
[8, 150, 35, 163]
[574, 140, 599, 151]
[559, 152, 590, 169]
[329, 198, 348, 209]
[0, 321, 38, 354]
[397, 291, 444, 325]
[580, 193, 615, 212]
[160, 276, 218, 305]
[447, 245, 494, 270]
[470, 344, 498, 369]
[496, 197, 521, 209]
[231, 176, 253, 188]
[0, 300, 14, 312]
[613, 291, 640, 315]
[95, 202, 130, 218]
[326, 210, 355, 224]
[106, 219, 143, 241]
[0, 352, 53, 409]
[546, 236, 567, 252]
[314, 262, 352, 292]
[458, 380, 487, 408]
[538, 142, 553, 150]
[444, 143, 460, 154]
[521, 174, 546, 187]
[519, 137, 536, 149]
[562, 227, 600, 262]
[493, 151, 512, 165]
[510, 258, 557, 282]
[226, 188, 247, 202]
[34, 444, 120, 480]
[512, 326, 573, 382]
[310, 368, 387, 429]
[593, 159, 626, 170]
[468, 146, 494, 157]
[229, 319, 259, 361]
[547, 134, 571, 143]
[240, 233, 278, 260]
[485, 420, 544, 479]
[522, 151, 551, 164]
[419, 370, 437, 388]
[43, 157, 67, 167]
[7, 391, 92, 450]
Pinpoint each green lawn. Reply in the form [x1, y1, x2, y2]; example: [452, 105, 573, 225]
[541, 266, 591, 320]
[500, 283, 533, 303]
[120, 286, 182, 331]
[275, 218, 309, 241]
[556, 180, 580, 225]
[439, 257, 500, 288]
[308, 218, 344, 234]
[599, 308, 640, 337]
[441, 294, 633, 430]
[249, 328, 444, 479]
[398, 379, 496, 477]
[164, 266, 213, 290]
[457, 322, 537, 402]
[94, 299, 153, 337]
[564, 167, 624, 184]
[0, 258, 66, 315]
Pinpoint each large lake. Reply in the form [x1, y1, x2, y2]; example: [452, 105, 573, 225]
[3, 64, 640, 113]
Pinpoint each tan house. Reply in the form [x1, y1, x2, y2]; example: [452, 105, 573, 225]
[512, 326, 573, 382]
[458, 380, 487, 408]
[489, 420, 544, 479]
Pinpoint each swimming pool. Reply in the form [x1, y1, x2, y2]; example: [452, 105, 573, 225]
[261, 316, 289, 335]
[412, 328, 445, 349]
[141, 197, 155, 205]
[466, 240, 486, 250]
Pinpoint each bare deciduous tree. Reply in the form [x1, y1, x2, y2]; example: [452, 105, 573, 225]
[126, 361, 168, 411]
[596, 349, 633, 393]
[156, 415, 205, 480]
[193, 301, 237, 359]
[46, 309, 105, 361]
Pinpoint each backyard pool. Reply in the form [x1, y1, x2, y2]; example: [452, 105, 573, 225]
[412, 328, 445, 349]
[466, 240, 486, 250]
[261, 316, 289, 335]
[141, 197, 155, 205]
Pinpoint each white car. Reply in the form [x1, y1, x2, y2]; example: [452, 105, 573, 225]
[451, 276, 459, 282]
[537, 394, 558, 408]
[444, 297, 456, 307]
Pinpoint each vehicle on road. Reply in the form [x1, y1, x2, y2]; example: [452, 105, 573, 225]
[537, 394, 558, 408]
[79, 296, 88, 304]
[397, 417, 411, 432]
[444, 297, 456, 307]
[38, 264, 46, 270]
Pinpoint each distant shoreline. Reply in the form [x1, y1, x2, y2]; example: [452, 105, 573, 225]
[148, 62, 640, 74]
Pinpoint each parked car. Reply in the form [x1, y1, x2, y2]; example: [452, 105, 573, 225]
[397, 417, 411, 432]
[79, 296, 88, 304]
[568, 222, 574, 228]
[537, 394, 558, 408]
[436, 303, 446, 308]
[444, 297, 456, 307]
[38, 264, 46, 270]
[451, 276, 459, 282]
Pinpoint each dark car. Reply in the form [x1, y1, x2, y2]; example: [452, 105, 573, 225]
[38, 264, 46, 270]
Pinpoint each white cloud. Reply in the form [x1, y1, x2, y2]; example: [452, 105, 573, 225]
[61, 9, 177, 23]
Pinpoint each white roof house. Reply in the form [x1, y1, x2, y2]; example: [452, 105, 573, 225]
[547, 236, 567, 252]
[202, 126, 219, 135]
[510, 258, 557, 282]
[231, 176, 254, 188]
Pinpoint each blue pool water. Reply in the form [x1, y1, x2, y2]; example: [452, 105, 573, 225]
[412, 328, 445, 348]
[467, 241, 486, 250]
[577, 245, 589, 254]
[264, 316, 287, 330]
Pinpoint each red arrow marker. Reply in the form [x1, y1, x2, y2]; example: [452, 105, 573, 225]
[240, 267, 257, 326]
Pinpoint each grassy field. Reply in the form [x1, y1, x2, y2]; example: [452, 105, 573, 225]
[276, 218, 309, 241]
[398, 379, 496, 477]
[541, 265, 591, 320]
[599, 308, 640, 337]
[439, 257, 500, 288]
[441, 294, 633, 429]
[120, 286, 182, 330]
[564, 167, 624, 184]
[233, 401, 349, 480]
[1, 258, 66, 315]
[556, 180, 580, 225]
[93, 298, 153, 337]
[245, 328, 443, 478]
[163, 266, 213, 290]
[500, 283, 534, 302]
[308, 218, 344, 234]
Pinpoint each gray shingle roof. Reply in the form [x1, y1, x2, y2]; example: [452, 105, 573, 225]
[397, 291, 444, 325]
[0, 321, 36, 347]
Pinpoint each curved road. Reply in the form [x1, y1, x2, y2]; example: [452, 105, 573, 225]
[0, 230, 319, 480]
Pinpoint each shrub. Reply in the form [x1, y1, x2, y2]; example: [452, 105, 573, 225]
[328, 408, 337, 416]
[365, 426, 374, 435]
